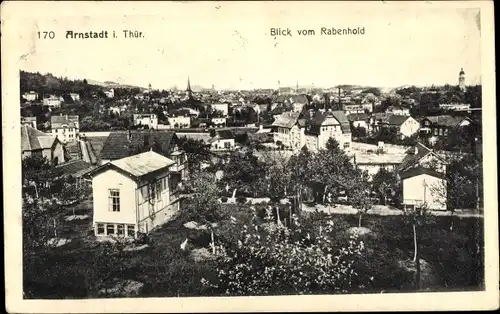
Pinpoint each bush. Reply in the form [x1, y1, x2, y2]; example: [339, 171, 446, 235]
[220, 196, 228, 203]
[236, 196, 247, 204]
[134, 232, 149, 245]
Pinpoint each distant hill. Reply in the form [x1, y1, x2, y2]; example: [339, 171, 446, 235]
[86, 79, 144, 90]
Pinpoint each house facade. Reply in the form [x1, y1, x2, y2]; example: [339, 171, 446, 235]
[23, 91, 39, 101]
[209, 129, 236, 151]
[211, 103, 229, 116]
[69, 93, 80, 102]
[211, 117, 227, 127]
[133, 113, 158, 130]
[304, 110, 352, 151]
[51, 115, 80, 143]
[400, 167, 447, 211]
[43, 95, 62, 108]
[89, 151, 181, 238]
[385, 106, 410, 116]
[370, 114, 420, 138]
[272, 111, 302, 149]
[168, 115, 191, 129]
[419, 115, 472, 137]
[21, 116, 37, 129]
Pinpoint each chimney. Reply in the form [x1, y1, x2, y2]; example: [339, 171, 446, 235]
[414, 145, 418, 155]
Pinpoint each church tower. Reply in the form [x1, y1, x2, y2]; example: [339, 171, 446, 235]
[186, 77, 193, 99]
[458, 68, 466, 91]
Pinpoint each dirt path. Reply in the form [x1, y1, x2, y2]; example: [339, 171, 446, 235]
[301, 203, 483, 218]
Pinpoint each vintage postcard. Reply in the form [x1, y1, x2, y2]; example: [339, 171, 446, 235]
[2, 0, 498, 312]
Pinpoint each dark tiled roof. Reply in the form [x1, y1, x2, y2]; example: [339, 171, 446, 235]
[216, 129, 235, 139]
[399, 166, 445, 180]
[85, 136, 108, 159]
[99, 130, 177, 160]
[386, 115, 412, 126]
[56, 160, 95, 178]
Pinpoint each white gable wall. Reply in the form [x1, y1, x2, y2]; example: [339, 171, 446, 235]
[402, 173, 447, 210]
[92, 169, 138, 226]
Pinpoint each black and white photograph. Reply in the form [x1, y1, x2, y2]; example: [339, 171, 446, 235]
[3, 1, 498, 312]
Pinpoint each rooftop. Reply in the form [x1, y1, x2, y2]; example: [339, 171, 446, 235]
[110, 151, 175, 178]
[21, 125, 58, 151]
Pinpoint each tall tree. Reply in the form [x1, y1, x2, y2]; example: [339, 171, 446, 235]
[183, 171, 224, 254]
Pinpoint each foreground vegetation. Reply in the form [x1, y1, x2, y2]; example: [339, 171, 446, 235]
[24, 200, 484, 298]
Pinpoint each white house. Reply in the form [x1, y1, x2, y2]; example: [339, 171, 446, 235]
[88, 151, 181, 238]
[22, 91, 39, 101]
[304, 110, 352, 151]
[271, 111, 303, 149]
[400, 167, 447, 211]
[133, 113, 158, 129]
[211, 117, 227, 127]
[168, 115, 191, 129]
[209, 129, 236, 151]
[21, 116, 37, 129]
[370, 114, 420, 138]
[105, 89, 115, 98]
[51, 115, 80, 143]
[211, 103, 229, 117]
[438, 103, 471, 111]
[385, 106, 410, 116]
[69, 93, 80, 102]
[43, 95, 62, 108]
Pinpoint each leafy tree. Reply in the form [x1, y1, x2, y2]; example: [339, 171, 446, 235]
[177, 137, 212, 176]
[183, 171, 224, 253]
[220, 150, 265, 198]
[372, 168, 399, 205]
[260, 150, 292, 203]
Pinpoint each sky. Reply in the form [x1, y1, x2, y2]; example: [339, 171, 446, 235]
[16, 2, 482, 90]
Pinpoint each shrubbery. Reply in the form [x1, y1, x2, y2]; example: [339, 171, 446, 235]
[236, 196, 247, 204]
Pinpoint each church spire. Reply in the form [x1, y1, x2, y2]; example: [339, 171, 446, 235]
[186, 77, 193, 99]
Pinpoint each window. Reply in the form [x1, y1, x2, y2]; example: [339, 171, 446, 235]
[343, 142, 350, 149]
[97, 224, 105, 235]
[117, 224, 124, 236]
[224, 141, 231, 149]
[127, 225, 135, 237]
[150, 181, 162, 202]
[108, 189, 120, 212]
[106, 224, 115, 235]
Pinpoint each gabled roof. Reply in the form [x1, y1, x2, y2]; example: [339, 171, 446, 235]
[99, 130, 177, 160]
[386, 115, 412, 126]
[399, 166, 446, 180]
[422, 115, 471, 127]
[88, 151, 175, 179]
[399, 142, 445, 171]
[21, 125, 58, 152]
[272, 111, 301, 129]
[305, 110, 351, 134]
[51, 115, 79, 129]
